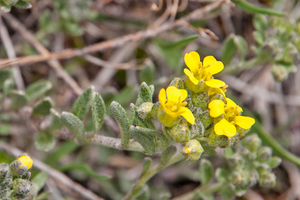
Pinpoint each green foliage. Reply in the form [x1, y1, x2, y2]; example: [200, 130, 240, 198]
[32, 97, 54, 117]
[91, 93, 106, 134]
[31, 172, 48, 195]
[129, 126, 155, 155]
[34, 132, 56, 152]
[25, 80, 52, 102]
[199, 159, 214, 185]
[0, 0, 32, 12]
[139, 60, 156, 85]
[61, 112, 86, 142]
[110, 101, 130, 147]
[72, 86, 93, 120]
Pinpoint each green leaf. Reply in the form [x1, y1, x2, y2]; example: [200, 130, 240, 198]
[61, 112, 86, 142]
[158, 146, 176, 169]
[201, 142, 216, 156]
[141, 157, 152, 177]
[36, 192, 49, 200]
[232, 0, 285, 16]
[72, 86, 93, 120]
[31, 172, 48, 194]
[32, 97, 54, 117]
[131, 126, 169, 151]
[49, 109, 63, 131]
[267, 156, 282, 168]
[199, 159, 214, 185]
[234, 36, 248, 60]
[35, 132, 56, 152]
[45, 141, 78, 165]
[221, 35, 238, 65]
[224, 148, 234, 159]
[139, 59, 155, 85]
[164, 35, 199, 49]
[253, 31, 265, 45]
[0, 123, 11, 135]
[0, 3, 11, 12]
[2, 0, 17, 6]
[91, 93, 106, 134]
[253, 15, 268, 33]
[219, 185, 235, 200]
[109, 101, 130, 147]
[9, 90, 28, 109]
[3, 78, 14, 98]
[14, 1, 31, 8]
[159, 193, 171, 200]
[135, 185, 150, 200]
[0, 69, 12, 89]
[215, 168, 229, 183]
[25, 80, 52, 102]
[58, 163, 110, 179]
[129, 126, 155, 155]
[136, 82, 153, 107]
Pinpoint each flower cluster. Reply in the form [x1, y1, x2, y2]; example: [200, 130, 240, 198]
[136, 51, 255, 162]
[0, 154, 34, 200]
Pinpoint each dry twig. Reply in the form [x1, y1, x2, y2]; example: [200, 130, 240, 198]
[0, 0, 225, 69]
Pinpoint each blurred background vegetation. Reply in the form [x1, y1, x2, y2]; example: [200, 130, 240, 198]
[1, 0, 300, 199]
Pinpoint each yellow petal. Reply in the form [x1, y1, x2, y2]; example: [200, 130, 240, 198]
[234, 116, 255, 129]
[208, 87, 226, 98]
[179, 107, 195, 124]
[17, 155, 33, 170]
[166, 86, 187, 102]
[214, 119, 237, 137]
[205, 79, 226, 88]
[203, 56, 216, 67]
[159, 88, 166, 107]
[208, 100, 225, 117]
[225, 98, 243, 112]
[184, 68, 199, 85]
[184, 51, 200, 74]
[207, 61, 224, 75]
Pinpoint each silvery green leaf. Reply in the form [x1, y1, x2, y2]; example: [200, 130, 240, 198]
[25, 80, 52, 102]
[219, 185, 235, 200]
[91, 93, 106, 134]
[9, 90, 28, 109]
[31, 172, 48, 194]
[222, 34, 237, 65]
[110, 101, 130, 147]
[3, 79, 14, 98]
[159, 193, 171, 200]
[267, 156, 282, 168]
[129, 126, 155, 155]
[199, 159, 214, 185]
[135, 185, 150, 200]
[224, 148, 234, 159]
[141, 157, 152, 177]
[49, 109, 63, 131]
[14, 1, 31, 8]
[234, 36, 248, 60]
[61, 112, 86, 142]
[32, 97, 54, 117]
[253, 15, 268, 33]
[0, 69, 12, 89]
[0, 1, 11, 12]
[72, 86, 93, 120]
[136, 82, 152, 107]
[36, 192, 49, 200]
[158, 146, 176, 169]
[3, 0, 17, 6]
[34, 132, 56, 152]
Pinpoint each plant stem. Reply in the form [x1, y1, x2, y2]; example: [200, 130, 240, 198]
[123, 153, 185, 200]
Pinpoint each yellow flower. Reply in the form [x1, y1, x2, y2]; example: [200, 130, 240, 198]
[208, 98, 255, 137]
[184, 51, 225, 92]
[158, 86, 195, 126]
[17, 155, 33, 170]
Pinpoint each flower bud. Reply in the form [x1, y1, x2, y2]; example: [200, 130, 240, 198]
[227, 154, 244, 168]
[272, 64, 288, 82]
[193, 108, 213, 129]
[257, 146, 272, 161]
[241, 134, 262, 152]
[208, 131, 228, 148]
[0, 188, 11, 199]
[248, 170, 259, 187]
[191, 119, 204, 138]
[169, 77, 185, 89]
[10, 154, 33, 177]
[0, 177, 13, 189]
[181, 139, 204, 162]
[157, 107, 179, 128]
[13, 178, 32, 196]
[259, 172, 276, 188]
[191, 92, 209, 110]
[231, 171, 248, 187]
[150, 102, 160, 119]
[185, 79, 208, 93]
[236, 126, 250, 137]
[257, 163, 271, 176]
[169, 122, 191, 143]
[136, 102, 153, 119]
[0, 163, 11, 180]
